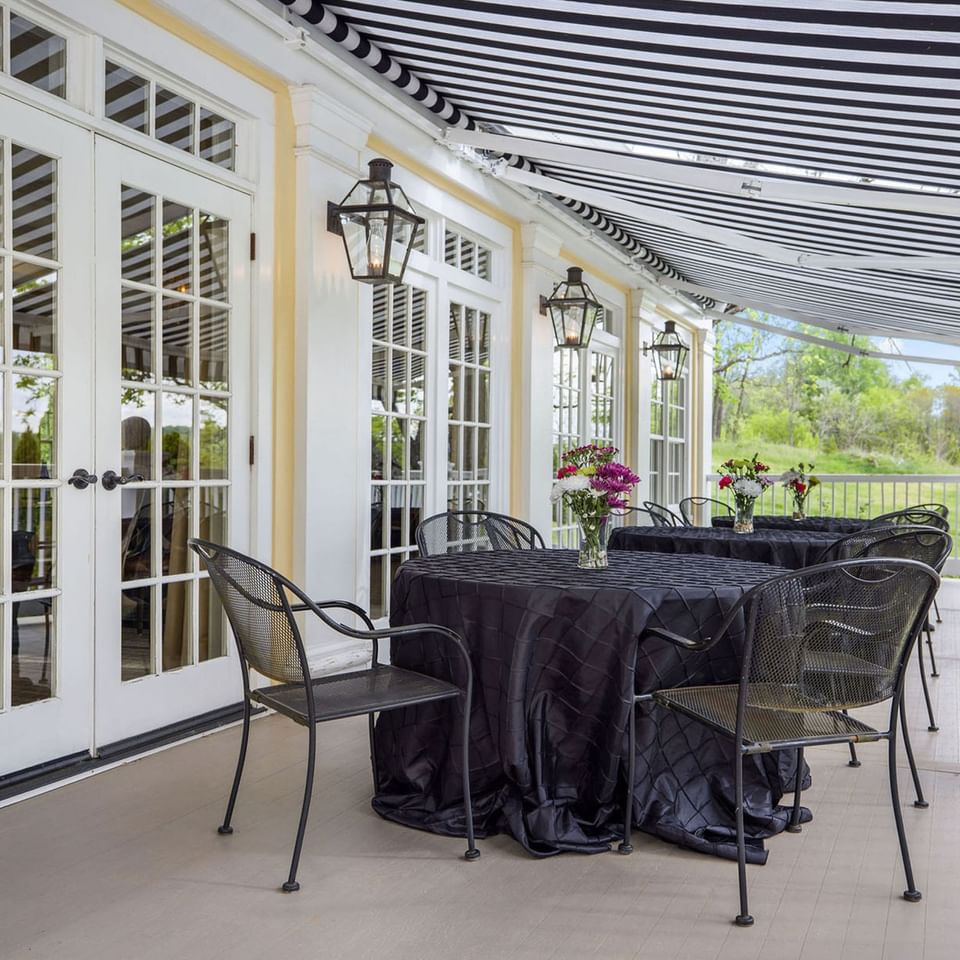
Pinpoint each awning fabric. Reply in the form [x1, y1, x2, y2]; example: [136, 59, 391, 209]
[278, 1, 960, 344]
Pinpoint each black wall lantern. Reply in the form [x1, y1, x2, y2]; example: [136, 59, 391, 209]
[539, 266, 602, 349]
[326, 158, 425, 285]
[644, 319, 689, 381]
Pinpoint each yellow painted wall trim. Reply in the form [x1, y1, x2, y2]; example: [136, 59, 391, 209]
[120, 0, 297, 575]
[558, 245, 631, 296]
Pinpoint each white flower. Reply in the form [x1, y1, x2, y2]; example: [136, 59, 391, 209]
[780, 469, 800, 483]
[550, 473, 592, 502]
[732, 477, 762, 498]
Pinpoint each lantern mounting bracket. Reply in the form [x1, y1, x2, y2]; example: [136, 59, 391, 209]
[326, 201, 344, 236]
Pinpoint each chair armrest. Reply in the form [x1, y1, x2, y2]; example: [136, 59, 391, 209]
[644, 625, 714, 652]
[289, 598, 375, 630]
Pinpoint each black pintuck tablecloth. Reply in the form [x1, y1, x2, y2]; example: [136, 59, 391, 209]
[712, 515, 872, 534]
[372, 549, 808, 863]
[610, 524, 842, 569]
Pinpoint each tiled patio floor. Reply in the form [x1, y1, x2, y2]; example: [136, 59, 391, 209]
[3, 584, 960, 960]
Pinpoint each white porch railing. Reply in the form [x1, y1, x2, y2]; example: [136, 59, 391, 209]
[706, 473, 960, 573]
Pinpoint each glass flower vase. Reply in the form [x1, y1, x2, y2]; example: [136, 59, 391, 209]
[733, 497, 755, 534]
[577, 514, 609, 569]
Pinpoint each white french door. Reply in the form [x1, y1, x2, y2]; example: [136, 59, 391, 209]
[93, 138, 250, 746]
[0, 93, 96, 776]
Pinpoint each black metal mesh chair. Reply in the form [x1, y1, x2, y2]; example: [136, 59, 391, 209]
[908, 503, 949, 519]
[415, 510, 545, 556]
[620, 558, 939, 926]
[190, 539, 480, 892]
[611, 506, 660, 527]
[679, 496, 734, 526]
[872, 508, 949, 532]
[642, 501, 685, 527]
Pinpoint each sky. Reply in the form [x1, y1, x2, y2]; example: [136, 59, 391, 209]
[881, 339, 960, 387]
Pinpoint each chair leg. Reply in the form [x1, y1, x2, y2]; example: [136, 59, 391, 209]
[933, 597, 942, 624]
[460, 694, 480, 862]
[283, 722, 317, 892]
[368, 712, 380, 795]
[916, 642, 939, 732]
[618, 700, 637, 854]
[734, 748, 754, 926]
[843, 710, 861, 767]
[925, 626, 939, 679]
[787, 747, 804, 833]
[889, 710, 922, 903]
[900, 699, 928, 809]
[218, 699, 252, 835]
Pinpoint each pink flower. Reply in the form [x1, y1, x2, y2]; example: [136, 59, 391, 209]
[557, 464, 578, 479]
[718, 475, 732, 489]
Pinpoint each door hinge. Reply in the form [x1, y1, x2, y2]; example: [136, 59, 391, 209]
[248, 435, 255, 466]
[249, 232, 256, 261]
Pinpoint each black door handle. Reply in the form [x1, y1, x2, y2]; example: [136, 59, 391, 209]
[101, 470, 145, 491]
[67, 469, 98, 490]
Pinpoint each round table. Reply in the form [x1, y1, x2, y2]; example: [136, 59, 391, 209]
[712, 515, 872, 534]
[610, 523, 842, 568]
[372, 549, 807, 863]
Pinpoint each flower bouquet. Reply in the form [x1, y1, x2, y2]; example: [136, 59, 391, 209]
[781, 462, 819, 519]
[550, 444, 640, 568]
[717, 454, 774, 534]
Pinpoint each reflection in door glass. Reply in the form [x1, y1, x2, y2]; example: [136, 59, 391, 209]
[121, 188, 155, 284]
[161, 581, 193, 670]
[199, 578, 226, 661]
[11, 144, 56, 259]
[12, 597, 55, 706]
[162, 298, 192, 386]
[11, 376, 55, 479]
[12, 260, 56, 366]
[121, 587, 153, 680]
[198, 305, 229, 390]
[121, 388, 155, 480]
[162, 201, 192, 293]
[199, 487, 227, 544]
[12, 488, 56, 593]
[198, 213, 228, 301]
[121, 489, 153, 580]
[199, 398, 227, 479]
[161, 487, 192, 576]
[161, 392, 192, 478]
[10, 14, 66, 99]
[121, 287, 154, 381]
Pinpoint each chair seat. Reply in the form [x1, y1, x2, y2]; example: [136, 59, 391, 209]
[653, 683, 882, 753]
[252, 665, 461, 725]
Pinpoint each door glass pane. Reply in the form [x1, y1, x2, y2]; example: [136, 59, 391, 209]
[121, 489, 153, 580]
[161, 298, 191, 386]
[198, 111, 235, 171]
[11, 144, 56, 259]
[199, 398, 227, 479]
[12, 260, 56, 367]
[198, 214, 228, 300]
[161, 582, 193, 670]
[11, 375, 55, 478]
[162, 392, 192, 478]
[12, 488, 55, 592]
[121, 287, 154, 382]
[198, 487, 227, 544]
[12, 597, 55, 706]
[161, 488, 192, 576]
[121, 587, 153, 680]
[198, 305, 228, 390]
[162, 202, 192, 293]
[198, 578, 226, 661]
[121, 388, 155, 480]
[10, 15, 66, 99]
[105, 62, 149, 133]
[121, 188, 154, 284]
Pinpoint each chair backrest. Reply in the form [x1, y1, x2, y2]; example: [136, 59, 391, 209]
[415, 510, 545, 557]
[730, 558, 939, 715]
[907, 502, 948, 519]
[871, 508, 949, 531]
[854, 526, 952, 573]
[189, 539, 308, 685]
[813, 524, 903, 565]
[612, 506, 659, 527]
[679, 496, 733, 526]
[642, 501, 684, 527]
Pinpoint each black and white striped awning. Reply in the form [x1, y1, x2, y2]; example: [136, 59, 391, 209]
[277, 1, 960, 345]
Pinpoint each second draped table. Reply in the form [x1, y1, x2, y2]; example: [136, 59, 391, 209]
[609, 523, 843, 569]
[372, 548, 808, 863]
[711, 515, 873, 534]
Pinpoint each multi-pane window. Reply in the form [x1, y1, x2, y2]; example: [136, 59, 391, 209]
[5, 9, 66, 99]
[648, 364, 687, 505]
[2, 139, 60, 707]
[369, 283, 427, 618]
[590, 352, 615, 446]
[551, 348, 581, 547]
[104, 61, 236, 172]
[118, 186, 230, 680]
[444, 228, 492, 281]
[447, 303, 491, 513]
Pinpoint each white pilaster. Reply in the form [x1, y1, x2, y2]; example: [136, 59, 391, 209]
[290, 84, 374, 674]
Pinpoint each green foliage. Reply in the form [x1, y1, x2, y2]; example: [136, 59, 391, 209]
[714, 316, 960, 474]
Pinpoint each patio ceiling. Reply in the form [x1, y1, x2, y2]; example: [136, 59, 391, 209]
[278, 1, 960, 345]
